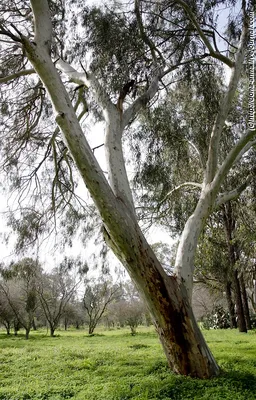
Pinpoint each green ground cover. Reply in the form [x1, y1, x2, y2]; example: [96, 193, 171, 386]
[0, 327, 256, 400]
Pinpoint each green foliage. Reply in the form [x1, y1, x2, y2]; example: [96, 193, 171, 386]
[0, 328, 256, 399]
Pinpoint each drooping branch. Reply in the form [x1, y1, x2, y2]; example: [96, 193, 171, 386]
[0, 68, 35, 84]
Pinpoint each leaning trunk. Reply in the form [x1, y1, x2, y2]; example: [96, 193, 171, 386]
[105, 226, 220, 378]
[4, 322, 11, 335]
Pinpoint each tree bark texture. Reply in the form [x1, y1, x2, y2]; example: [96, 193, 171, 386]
[104, 226, 220, 378]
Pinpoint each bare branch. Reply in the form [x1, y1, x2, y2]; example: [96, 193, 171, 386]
[122, 69, 161, 128]
[187, 140, 205, 168]
[0, 23, 22, 42]
[122, 54, 210, 128]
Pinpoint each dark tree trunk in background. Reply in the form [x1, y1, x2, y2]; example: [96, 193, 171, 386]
[225, 281, 237, 328]
[14, 320, 19, 336]
[240, 273, 251, 330]
[233, 269, 247, 332]
[222, 202, 247, 332]
[4, 322, 11, 335]
[32, 318, 37, 330]
[25, 328, 30, 340]
[50, 325, 55, 337]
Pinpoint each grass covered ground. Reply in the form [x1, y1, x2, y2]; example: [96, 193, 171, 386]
[0, 327, 256, 400]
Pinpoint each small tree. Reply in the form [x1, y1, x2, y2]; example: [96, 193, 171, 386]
[117, 299, 145, 335]
[37, 257, 86, 336]
[0, 288, 15, 335]
[82, 279, 121, 334]
[0, 258, 39, 339]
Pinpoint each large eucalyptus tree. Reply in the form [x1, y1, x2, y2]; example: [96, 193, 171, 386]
[0, 0, 255, 377]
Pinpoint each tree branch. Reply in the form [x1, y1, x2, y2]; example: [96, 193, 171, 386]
[0, 68, 35, 84]
[187, 140, 204, 168]
[30, 0, 52, 50]
[175, 0, 234, 68]
[122, 54, 210, 128]
[134, 0, 164, 65]
[205, 20, 249, 183]
[215, 177, 252, 207]
[159, 182, 202, 205]
[56, 59, 115, 116]
[212, 128, 256, 191]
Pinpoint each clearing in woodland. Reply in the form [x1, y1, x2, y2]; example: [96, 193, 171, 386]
[0, 327, 256, 400]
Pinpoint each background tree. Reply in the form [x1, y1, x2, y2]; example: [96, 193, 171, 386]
[37, 257, 87, 337]
[0, 258, 39, 339]
[82, 278, 121, 334]
[0, 286, 15, 335]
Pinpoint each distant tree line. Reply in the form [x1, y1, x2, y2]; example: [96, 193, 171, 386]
[0, 258, 151, 338]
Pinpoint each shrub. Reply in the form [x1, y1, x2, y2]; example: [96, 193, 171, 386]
[202, 305, 230, 329]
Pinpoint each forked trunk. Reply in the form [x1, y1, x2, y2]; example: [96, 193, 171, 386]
[24, 36, 219, 378]
[105, 228, 220, 378]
